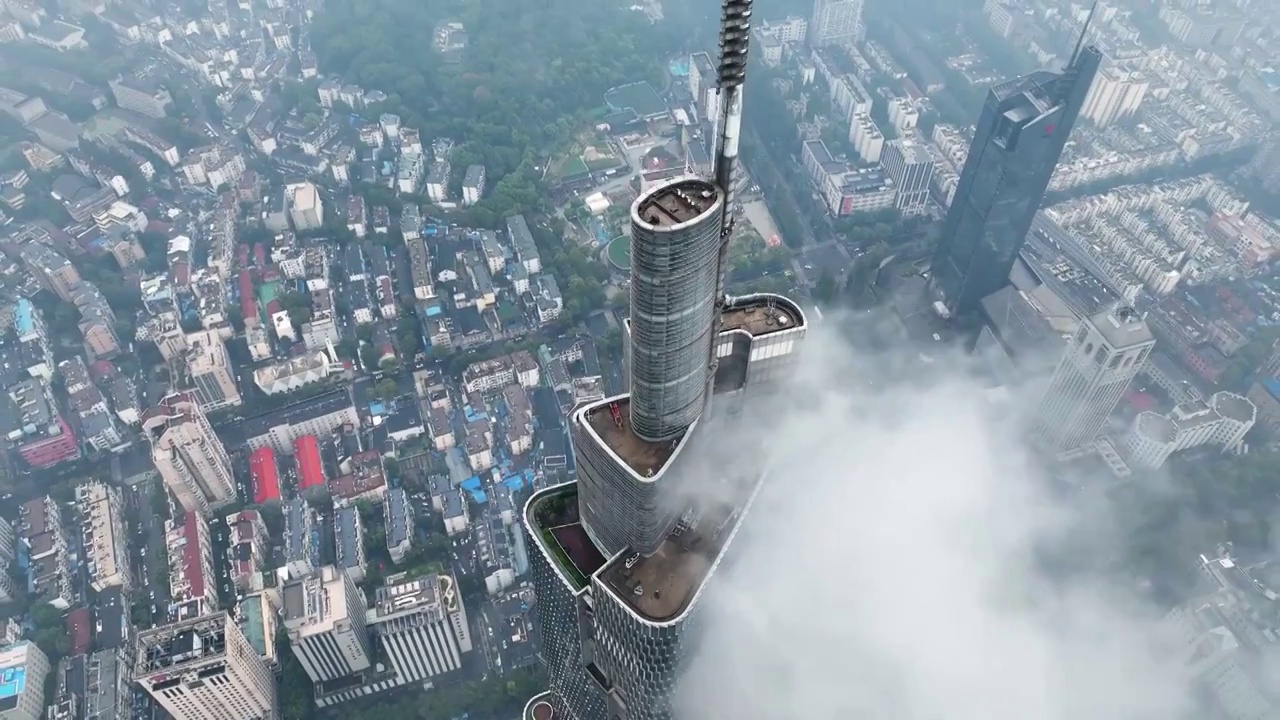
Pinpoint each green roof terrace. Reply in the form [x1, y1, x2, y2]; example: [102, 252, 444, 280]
[528, 484, 608, 592]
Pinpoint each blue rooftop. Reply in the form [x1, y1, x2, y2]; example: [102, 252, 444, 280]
[0, 666, 25, 700]
[12, 299, 34, 337]
[1264, 378, 1280, 401]
[460, 476, 487, 503]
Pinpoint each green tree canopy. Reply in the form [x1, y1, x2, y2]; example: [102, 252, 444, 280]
[313, 0, 697, 223]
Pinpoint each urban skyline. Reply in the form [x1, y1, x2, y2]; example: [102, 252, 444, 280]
[0, 0, 1277, 718]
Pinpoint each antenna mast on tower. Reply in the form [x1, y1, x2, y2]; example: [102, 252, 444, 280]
[712, 0, 753, 306]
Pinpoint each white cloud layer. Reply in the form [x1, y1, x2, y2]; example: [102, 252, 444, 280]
[674, 326, 1192, 720]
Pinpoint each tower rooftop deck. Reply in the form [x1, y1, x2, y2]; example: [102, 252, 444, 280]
[720, 296, 802, 336]
[600, 497, 741, 623]
[633, 178, 719, 228]
[585, 397, 683, 477]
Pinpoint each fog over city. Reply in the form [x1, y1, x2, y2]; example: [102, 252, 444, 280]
[675, 322, 1193, 720]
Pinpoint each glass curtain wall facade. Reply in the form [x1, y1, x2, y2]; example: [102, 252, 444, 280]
[930, 47, 1102, 318]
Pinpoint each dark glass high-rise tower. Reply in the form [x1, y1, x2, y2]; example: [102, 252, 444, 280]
[929, 20, 1102, 319]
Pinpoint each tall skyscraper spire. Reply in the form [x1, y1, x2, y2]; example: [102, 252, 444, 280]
[1068, 0, 1100, 68]
[519, 3, 810, 718]
[712, 0, 751, 310]
[928, 25, 1102, 320]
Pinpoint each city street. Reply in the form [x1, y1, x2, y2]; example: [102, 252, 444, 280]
[475, 604, 499, 673]
[126, 481, 172, 626]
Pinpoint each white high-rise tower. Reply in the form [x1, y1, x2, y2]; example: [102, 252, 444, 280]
[282, 565, 372, 683]
[1031, 303, 1154, 455]
[136, 612, 278, 720]
[807, 0, 864, 47]
[142, 392, 237, 516]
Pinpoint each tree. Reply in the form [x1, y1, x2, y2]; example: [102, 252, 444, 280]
[335, 668, 548, 720]
[277, 634, 313, 720]
[374, 378, 399, 400]
[237, 225, 277, 248]
[31, 603, 69, 658]
[360, 343, 381, 372]
[278, 289, 311, 322]
[224, 304, 245, 334]
[814, 269, 837, 305]
[31, 603, 62, 629]
[149, 479, 172, 522]
[1218, 327, 1280, 392]
[845, 243, 889, 307]
[383, 457, 401, 482]
[311, 0, 688, 217]
[138, 230, 170, 269]
[396, 311, 421, 356]
[602, 326, 623, 357]
[336, 338, 358, 360]
[153, 117, 205, 152]
[131, 602, 151, 627]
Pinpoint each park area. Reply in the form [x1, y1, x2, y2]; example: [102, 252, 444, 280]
[548, 129, 627, 183]
[603, 81, 666, 120]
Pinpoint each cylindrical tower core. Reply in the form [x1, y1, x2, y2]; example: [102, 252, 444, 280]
[628, 177, 725, 442]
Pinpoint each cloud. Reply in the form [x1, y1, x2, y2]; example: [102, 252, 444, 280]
[673, 324, 1192, 720]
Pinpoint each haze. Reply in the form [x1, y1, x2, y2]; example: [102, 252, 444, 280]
[676, 323, 1194, 720]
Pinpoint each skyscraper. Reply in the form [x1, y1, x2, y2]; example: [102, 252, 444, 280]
[522, 1, 808, 718]
[625, 179, 724, 445]
[0, 642, 50, 720]
[142, 392, 237, 515]
[1031, 303, 1154, 455]
[929, 14, 1102, 319]
[282, 565, 373, 683]
[881, 135, 936, 216]
[368, 574, 473, 685]
[136, 612, 278, 720]
[807, 0, 864, 47]
[1080, 61, 1149, 128]
[185, 330, 242, 411]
